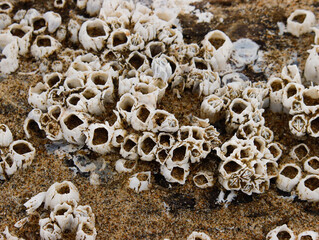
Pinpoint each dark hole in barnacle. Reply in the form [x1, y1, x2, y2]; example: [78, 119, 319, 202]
[5, 156, 13, 167]
[27, 120, 46, 138]
[171, 167, 185, 181]
[119, 98, 134, 112]
[281, 166, 298, 179]
[240, 148, 250, 159]
[141, 137, 156, 155]
[46, 223, 54, 232]
[116, 135, 124, 144]
[310, 116, 319, 133]
[309, 158, 319, 170]
[208, 37, 225, 50]
[87, 23, 105, 37]
[305, 176, 319, 191]
[157, 149, 167, 163]
[292, 14, 306, 23]
[13, 142, 32, 155]
[137, 105, 150, 123]
[192, 148, 200, 157]
[180, 130, 189, 140]
[194, 174, 208, 185]
[150, 43, 163, 57]
[123, 160, 135, 169]
[103, 51, 117, 62]
[92, 74, 107, 86]
[0, 3, 10, 10]
[154, 112, 167, 126]
[33, 18, 46, 31]
[303, 94, 319, 106]
[56, 184, 70, 194]
[129, 53, 144, 70]
[194, 60, 208, 70]
[68, 96, 80, 105]
[225, 144, 236, 157]
[56, 0, 63, 4]
[123, 139, 136, 151]
[113, 31, 127, 46]
[192, 129, 203, 140]
[159, 134, 170, 147]
[269, 145, 280, 158]
[224, 161, 241, 174]
[243, 124, 253, 136]
[167, 58, 176, 73]
[37, 37, 51, 47]
[266, 162, 277, 176]
[50, 107, 61, 120]
[202, 142, 209, 151]
[287, 85, 297, 98]
[270, 81, 282, 92]
[295, 145, 308, 160]
[300, 236, 314, 240]
[231, 102, 247, 114]
[47, 75, 60, 88]
[56, 208, 68, 216]
[92, 127, 108, 145]
[64, 114, 84, 130]
[10, 27, 26, 38]
[172, 145, 187, 162]
[82, 222, 94, 235]
[82, 89, 96, 100]
[137, 173, 149, 181]
[253, 138, 263, 152]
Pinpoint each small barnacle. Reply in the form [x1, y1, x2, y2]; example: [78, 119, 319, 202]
[276, 163, 302, 192]
[129, 171, 151, 193]
[287, 9, 315, 37]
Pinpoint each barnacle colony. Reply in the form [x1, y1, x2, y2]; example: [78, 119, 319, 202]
[1, 0, 319, 239]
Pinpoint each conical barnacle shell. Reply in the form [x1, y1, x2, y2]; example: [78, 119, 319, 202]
[0, 124, 13, 147]
[64, 76, 85, 92]
[301, 86, 319, 114]
[201, 94, 224, 124]
[281, 64, 301, 84]
[0, 2, 13, 14]
[305, 45, 319, 84]
[68, 19, 81, 43]
[289, 114, 307, 137]
[76, 0, 88, 9]
[150, 78, 168, 102]
[13, 9, 26, 22]
[147, 109, 179, 133]
[118, 70, 139, 97]
[28, 82, 48, 111]
[158, 26, 183, 45]
[76, 219, 97, 240]
[131, 3, 151, 24]
[131, 83, 159, 108]
[145, 41, 165, 58]
[304, 156, 319, 174]
[24, 8, 41, 25]
[31, 35, 62, 59]
[24, 109, 43, 139]
[276, 163, 301, 192]
[66, 62, 92, 80]
[258, 126, 274, 143]
[86, 70, 115, 91]
[151, 55, 173, 83]
[43, 11, 62, 33]
[196, 71, 221, 97]
[297, 231, 319, 240]
[9, 140, 35, 169]
[127, 51, 149, 72]
[129, 171, 151, 193]
[8, 23, 32, 56]
[134, 18, 158, 42]
[79, 19, 110, 51]
[60, 111, 89, 145]
[31, 15, 47, 35]
[296, 175, 319, 202]
[267, 77, 284, 113]
[262, 159, 278, 179]
[160, 162, 190, 184]
[86, 122, 113, 154]
[226, 98, 253, 130]
[307, 113, 319, 137]
[44, 72, 63, 89]
[39, 218, 62, 240]
[115, 158, 137, 173]
[107, 28, 130, 51]
[287, 9, 315, 37]
[265, 142, 282, 161]
[3, 154, 18, 176]
[86, 0, 103, 16]
[81, 87, 105, 115]
[116, 93, 137, 124]
[120, 133, 139, 160]
[193, 171, 214, 189]
[289, 143, 310, 162]
[166, 141, 190, 166]
[45, 181, 80, 209]
[131, 103, 153, 131]
[137, 132, 158, 161]
[0, 13, 11, 30]
[50, 202, 78, 232]
[111, 129, 127, 148]
[282, 82, 304, 113]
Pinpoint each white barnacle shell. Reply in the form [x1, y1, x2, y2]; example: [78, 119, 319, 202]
[66, 94, 87, 112]
[80, 87, 105, 115]
[151, 55, 172, 83]
[28, 82, 48, 111]
[187, 231, 211, 240]
[75, 53, 101, 71]
[111, 128, 127, 148]
[166, 141, 190, 166]
[44, 181, 80, 209]
[118, 69, 139, 96]
[193, 171, 214, 189]
[148, 109, 179, 133]
[304, 157, 319, 174]
[31, 35, 61, 59]
[267, 77, 284, 113]
[145, 41, 165, 58]
[226, 98, 252, 130]
[307, 113, 319, 137]
[200, 94, 224, 124]
[266, 142, 282, 162]
[305, 45, 319, 84]
[76, 0, 88, 9]
[266, 224, 295, 240]
[297, 231, 319, 240]
[86, 122, 114, 155]
[129, 171, 151, 193]
[296, 175, 319, 202]
[137, 132, 158, 161]
[107, 28, 130, 51]
[24, 191, 46, 214]
[74, 204, 95, 226]
[8, 23, 33, 56]
[127, 51, 149, 72]
[120, 133, 139, 160]
[64, 75, 86, 90]
[276, 163, 302, 192]
[9, 140, 35, 169]
[262, 159, 278, 179]
[0, 38, 18, 74]
[44, 72, 63, 89]
[0, 124, 12, 147]
[131, 83, 159, 108]
[289, 114, 307, 137]
[287, 9, 315, 37]
[158, 132, 175, 149]
[116, 93, 137, 124]
[79, 19, 110, 51]
[54, 0, 67, 8]
[131, 103, 153, 131]
[24, 8, 40, 25]
[289, 143, 310, 162]
[158, 25, 183, 45]
[86, 70, 115, 91]
[46, 121, 64, 141]
[0, 2, 13, 14]
[39, 218, 62, 240]
[115, 158, 137, 173]
[202, 30, 233, 71]
[300, 86, 319, 114]
[76, 219, 97, 240]
[43, 11, 62, 33]
[231, 38, 259, 69]
[68, 19, 81, 43]
[0, 14, 11, 30]
[60, 111, 89, 145]
[282, 82, 304, 113]
[161, 162, 190, 184]
[24, 109, 43, 139]
[3, 154, 18, 177]
[50, 202, 78, 232]
[31, 15, 47, 35]
[86, 0, 103, 16]
[281, 65, 301, 84]
[13, 10, 26, 22]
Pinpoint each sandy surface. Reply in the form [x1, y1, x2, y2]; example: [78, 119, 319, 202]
[0, 0, 319, 239]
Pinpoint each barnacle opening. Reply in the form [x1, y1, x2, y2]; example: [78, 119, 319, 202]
[303, 92, 319, 106]
[157, 149, 167, 163]
[269, 144, 281, 158]
[47, 75, 61, 88]
[82, 89, 97, 100]
[119, 97, 135, 112]
[159, 134, 170, 147]
[224, 161, 242, 174]
[270, 80, 283, 92]
[112, 31, 128, 46]
[280, 166, 298, 179]
[26, 120, 46, 138]
[137, 105, 150, 123]
[266, 162, 277, 176]
[64, 114, 84, 130]
[171, 167, 185, 181]
[287, 85, 297, 98]
[13, 142, 32, 155]
[0, 3, 10, 10]
[231, 101, 247, 114]
[208, 36, 225, 50]
[137, 173, 149, 181]
[194, 59, 208, 70]
[56, 207, 68, 216]
[310, 116, 319, 134]
[123, 139, 136, 152]
[50, 106, 62, 120]
[154, 112, 167, 126]
[66, 78, 83, 89]
[33, 18, 46, 31]
[37, 37, 52, 47]
[72, 62, 90, 72]
[294, 144, 308, 160]
[56, 183, 70, 194]
[304, 176, 319, 191]
[299, 235, 314, 240]
[292, 14, 306, 23]
[141, 137, 156, 155]
[276, 230, 292, 240]
[128, 52, 145, 70]
[225, 144, 236, 157]
[68, 95, 81, 106]
[308, 158, 319, 170]
[92, 127, 108, 145]
[87, 22, 106, 37]
[149, 43, 164, 57]
[172, 145, 187, 162]
[194, 174, 208, 185]
[5, 155, 13, 167]
[92, 73, 108, 86]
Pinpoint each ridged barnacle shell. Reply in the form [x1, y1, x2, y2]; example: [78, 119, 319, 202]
[118, 69, 139, 96]
[266, 224, 295, 240]
[3, 154, 18, 177]
[80, 87, 105, 115]
[43, 72, 63, 89]
[111, 129, 127, 148]
[0, 124, 13, 147]
[43, 11, 62, 33]
[130, 103, 152, 131]
[289, 143, 310, 162]
[147, 109, 179, 133]
[76, 219, 97, 240]
[145, 41, 165, 58]
[79, 19, 110, 51]
[289, 114, 307, 137]
[66, 93, 87, 112]
[31, 35, 62, 59]
[50, 202, 78, 232]
[187, 231, 211, 240]
[31, 15, 47, 35]
[8, 23, 32, 56]
[24, 8, 41, 25]
[126, 51, 149, 72]
[129, 171, 152, 193]
[24, 109, 43, 138]
[115, 158, 137, 173]
[46, 120, 64, 141]
[201, 94, 224, 124]
[300, 86, 319, 114]
[276, 163, 302, 192]
[86, 0, 103, 16]
[39, 218, 62, 240]
[305, 45, 319, 84]
[266, 142, 282, 162]
[296, 175, 319, 202]
[68, 19, 81, 43]
[131, 83, 159, 108]
[160, 161, 190, 184]
[74, 204, 95, 225]
[193, 171, 214, 189]
[304, 156, 319, 174]
[86, 122, 114, 155]
[137, 132, 158, 161]
[120, 133, 139, 160]
[28, 82, 48, 111]
[158, 25, 183, 45]
[226, 98, 253, 131]
[166, 141, 190, 166]
[107, 28, 130, 52]
[287, 9, 315, 37]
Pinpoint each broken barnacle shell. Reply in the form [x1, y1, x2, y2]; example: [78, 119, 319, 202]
[160, 162, 190, 184]
[304, 156, 319, 174]
[80, 87, 105, 115]
[200, 94, 224, 124]
[187, 231, 211, 240]
[9, 140, 35, 169]
[276, 163, 302, 192]
[115, 158, 137, 173]
[118, 69, 139, 96]
[267, 77, 284, 113]
[266, 224, 295, 240]
[137, 132, 158, 161]
[111, 129, 127, 148]
[231, 38, 259, 70]
[147, 109, 179, 133]
[289, 143, 310, 162]
[282, 82, 304, 113]
[44, 181, 80, 210]
[296, 174, 319, 202]
[24, 191, 46, 214]
[129, 171, 151, 193]
[307, 113, 319, 137]
[281, 65, 301, 84]
[24, 109, 44, 139]
[262, 159, 278, 179]
[0, 13, 11, 31]
[60, 111, 90, 145]
[116, 93, 137, 124]
[289, 114, 307, 137]
[39, 218, 62, 240]
[31, 15, 47, 35]
[86, 122, 114, 155]
[76, 219, 97, 240]
[193, 171, 214, 189]
[0, 2, 13, 14]
[287, 9, 315, 37]
[305, 45, 319, 85]
[50, 202, 78, 232]
[145, 41, 165, 58]
[0, 124, 13, 147]
[8, 23, 33, 56]
[74, 204, 95, 226]
[79, 19, 110, 51]
[120, 133, 139, 160]
[107, 28, 130, 51]
[28, 82, 48, 111]
[31, 35, 62, 59]
[297, 231, 319, 240]
[68, 19, 81, 43]
[43, 11, 62, 33]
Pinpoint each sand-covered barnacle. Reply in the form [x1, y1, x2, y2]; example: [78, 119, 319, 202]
[120, 133, 139, 160]
[296, 175, 319, 202]
[44, 181, 80, 209]
[129, 171, 151, 193]
[79, 19, 110, 51]
[86, 122, 114, 155]
[193, 171, 214, 189]
[276, 163, 302, 192]
[0, 124, 13, 147]
[76, 219, 97, 240]
[39, 218, 62, 240]
[187, 231, 211, 240]
[289, 114, 307, 137]
[9, 140, 35, 169]
[31, 35, 62, 59]
[287, 9, 315, 37]
[266, 224, 295, 240]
